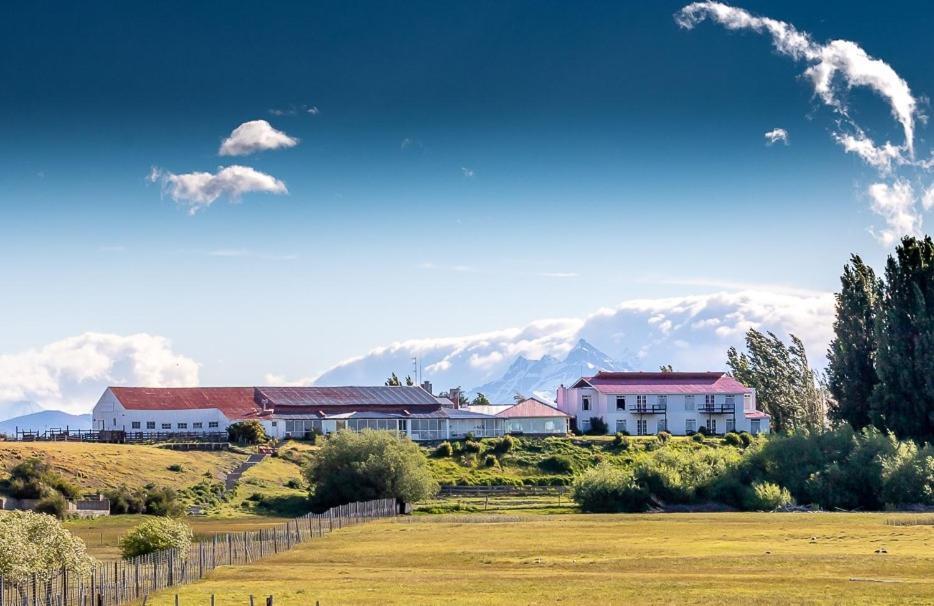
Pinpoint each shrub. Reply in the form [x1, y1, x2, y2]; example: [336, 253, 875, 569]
[119, 518, 193, 558]
[745, 481, 793, 511]
[739, 432, 754, 447]
[612, 433, 630, 450]
[167, 464, 184, 473]
[462, 440, 483, 454]
[492, 435, 516, 454]
[656, 431, 672, 444]
[572, 463, 652, 513]
[0, 511, 93, 583]
[305, 430, 438, 509]
[105, 486, 148, 514]
[586, 417, 609, 435]
[880, 442, 934, 506]
[537, 455, 575, 474]
[696, 425, 709, 436]
[227, 420, 268, 445]
[723, 432, 742, 447]
[143, 486, 184, 517]
[691, 433, 705, 443]
[285, 478, 303, 490]
[483, 454, 498, 467]
[34, 493, 68, 519]
[7, 458, 81, 500]
[434, 441, 454, 457]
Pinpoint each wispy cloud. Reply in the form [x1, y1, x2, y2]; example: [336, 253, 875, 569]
[676, 2, 931, 246]
[764, 128, 789, 146]
[218, 120, 299, 156]
[538, 272, 579, 279]
[418, 262, 478, 273]
[207, 249, 298, 261]
[148, 165, 288, 215]
[269, 104, 319, 117]
[461, 167, 476, 178]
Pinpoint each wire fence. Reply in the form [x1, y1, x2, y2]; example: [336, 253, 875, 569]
[0, 498, 398, 606]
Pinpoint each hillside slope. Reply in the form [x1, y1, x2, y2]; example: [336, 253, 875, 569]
[0, 442, 245, 493]
[0, 410, 91, 435]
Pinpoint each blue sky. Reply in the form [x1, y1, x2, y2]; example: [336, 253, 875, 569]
[1, 1, 932, 407]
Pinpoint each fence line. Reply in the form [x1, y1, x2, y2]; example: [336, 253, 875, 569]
[0, 498, 398, 606]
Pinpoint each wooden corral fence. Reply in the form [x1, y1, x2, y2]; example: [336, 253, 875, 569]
[12, 429, 230, 444]
[0, 498, 398, 606]
[438, 484, 568, 497]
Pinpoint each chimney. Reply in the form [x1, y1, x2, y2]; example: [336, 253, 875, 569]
[421, 380, 433, 395]
[449, 387, 462, 409]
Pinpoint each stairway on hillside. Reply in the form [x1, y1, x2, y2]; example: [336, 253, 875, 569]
[225, 453, 267, 491]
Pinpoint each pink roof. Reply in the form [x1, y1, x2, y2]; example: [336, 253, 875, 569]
[744, 410, 770, 419]
[110, 387, 265, 420]
[572, 372, 750, 395]
[496, 399, 569, 418]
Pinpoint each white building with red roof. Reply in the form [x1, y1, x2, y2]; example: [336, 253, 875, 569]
[555, 371, 770, 436]
[92, 385, 505, 441]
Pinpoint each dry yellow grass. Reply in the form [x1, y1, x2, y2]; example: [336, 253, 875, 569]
[137, 512, 934, 605]
[0, 441, 245, 492]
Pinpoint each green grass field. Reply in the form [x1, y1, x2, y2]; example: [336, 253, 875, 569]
[136, 512, 934, 605]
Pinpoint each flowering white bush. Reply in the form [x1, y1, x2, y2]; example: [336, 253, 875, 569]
[119, 518, 193, 559]
[0, 510, 94, 583]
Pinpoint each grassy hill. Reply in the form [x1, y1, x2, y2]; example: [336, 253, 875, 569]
[0, 441, 245, 493]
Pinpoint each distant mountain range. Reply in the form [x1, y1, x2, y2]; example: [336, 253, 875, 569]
[469, 338, 628, 403]
[0, 410, 92, 436]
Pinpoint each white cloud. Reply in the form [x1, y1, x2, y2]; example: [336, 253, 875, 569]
[218, 120, 299, 156]
[269, 104, 319, 117]
[923, 185, 934, 211]
[867, 179, 922, 246]
[834, 132, 904, 173]
[764, 128, 789, 146]
[149, 165, 288, 214]
[262, 373, 316, 387]
[312, 290, 834, 392]
[461, 167, 475, 178]
[0, 333, 199, 415]
[676, 2, 918, 160]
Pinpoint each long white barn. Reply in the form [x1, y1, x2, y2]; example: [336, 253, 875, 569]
[92, 385, 514, 441]
[555, 371, 770, 436]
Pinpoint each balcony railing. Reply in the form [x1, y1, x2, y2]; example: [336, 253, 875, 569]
[699, 404, 735, 414]
[628, 404, 667, 414]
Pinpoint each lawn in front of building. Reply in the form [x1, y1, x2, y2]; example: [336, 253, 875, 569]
[135, 512, 934, 605]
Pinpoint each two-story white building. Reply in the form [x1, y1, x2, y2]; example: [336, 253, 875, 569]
[555, 371, 770, 436]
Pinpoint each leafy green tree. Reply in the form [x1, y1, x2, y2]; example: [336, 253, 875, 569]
[871, 236, 934, 443]
[226, 420, 268, 445]
[471, 393, 491, 406]
[404, 375, 415, 386]
[305, 430, 438, 509]
[727, 329, 826, 432]
[826, 255, 881, 429]
[119, 518, 192, 558]
[0, 511, 94, 583]
[385, 373, 401, 386]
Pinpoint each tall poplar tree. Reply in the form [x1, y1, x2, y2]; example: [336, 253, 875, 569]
[871, 236, 934, 443]
[826, 255, 881, 429]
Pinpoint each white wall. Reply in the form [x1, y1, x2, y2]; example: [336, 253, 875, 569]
[559, 387, 770, 436]
[91, 389, 232, 433]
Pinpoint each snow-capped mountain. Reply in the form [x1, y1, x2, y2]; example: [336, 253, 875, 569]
[469, 338, 629, 403]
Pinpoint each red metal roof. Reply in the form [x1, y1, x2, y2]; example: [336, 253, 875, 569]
[110, 387, 264, 420]
[496, 399, 569, 419]
[572, 372, 750, 395]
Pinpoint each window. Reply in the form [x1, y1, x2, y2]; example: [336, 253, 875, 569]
[657, 395, 667, 409]
[616, 419, 627, 434]
[208, 421, 219, 428]
[616, 396, 625, 410]
[131, 421, 141, 429]
[685, 418, 696, 433]
[193, 422, 203, 429]
[146, 421, 155, 429]
[177, 423, 188, 429]
[705, 394, 716, 406]
[656, 419, 667, 433]
[725, 418, 735, 433]
[582, 396, 591, 411]
[271, 421, 277, 427]
[684, 395, 695, 411]
[750, 419, 761, 435]
[112, 418, 117, 426]
[636, 419, 648, 436]
[161, 423, 172, 430]
[706, 418, 717, 434]
[580, 418, 591, 430]
[725, 395, 736, 410]
[636, 395, 647, 407]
